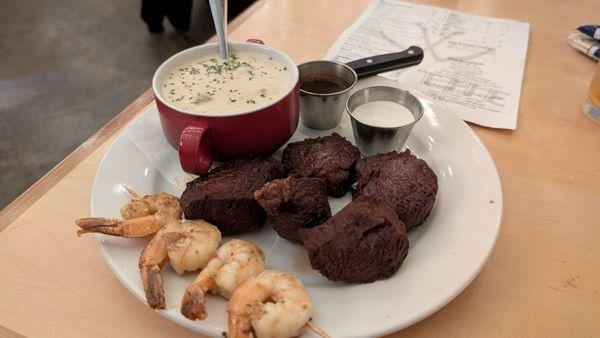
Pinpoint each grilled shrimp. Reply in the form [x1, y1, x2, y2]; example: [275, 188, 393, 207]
[76, 186, 181, 237]
[227, 270, 313, 338]
[181, 239, 265, 320]
[139, 219, 221, 309]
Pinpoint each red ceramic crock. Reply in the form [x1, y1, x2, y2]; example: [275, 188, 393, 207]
[152, 40, 300, 174]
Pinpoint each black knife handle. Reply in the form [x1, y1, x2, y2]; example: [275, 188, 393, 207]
[346, 46, 424, 79]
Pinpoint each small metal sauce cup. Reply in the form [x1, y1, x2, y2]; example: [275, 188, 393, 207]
[298, 60, 357, 130]
[346, 86, 423, 156]
[297, 47, 425, 130]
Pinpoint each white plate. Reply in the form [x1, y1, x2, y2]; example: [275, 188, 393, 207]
[91, 76, 502, 338]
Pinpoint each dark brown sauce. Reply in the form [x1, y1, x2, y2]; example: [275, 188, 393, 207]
[300, 76, 350, 94]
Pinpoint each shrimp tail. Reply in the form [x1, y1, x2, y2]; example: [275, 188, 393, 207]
[228, 309, 255, 338]
[228, 317, 254, 338]
[141, 265, 166, 309]
[75, 217, 121, 236]
[75, 215, 160, 237]
[181, 285, 208, 320]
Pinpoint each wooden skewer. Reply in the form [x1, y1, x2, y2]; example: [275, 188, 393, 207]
[307, 320, 330, 338]
[121, 184, 141, 199]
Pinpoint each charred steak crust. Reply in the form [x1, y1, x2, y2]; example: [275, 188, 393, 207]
[353, 150, 438, 231]
[281, 133, 360, 197]
[180, 158, 285, 235]
[254, 177, 331, 243]
[301, 195, 409, 283]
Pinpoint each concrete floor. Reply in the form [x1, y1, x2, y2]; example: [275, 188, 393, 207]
[0, 0, 250, 209]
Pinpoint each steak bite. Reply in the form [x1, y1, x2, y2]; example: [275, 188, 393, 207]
[180, 158, 285, 235]
[281, 133, 360, 197]
[301, 195, 409, 283]
[353, 150, 438, 231]
[254, 177, 331, 243]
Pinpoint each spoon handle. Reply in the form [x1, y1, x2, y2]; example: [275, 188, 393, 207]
[209, 0, 229, 60]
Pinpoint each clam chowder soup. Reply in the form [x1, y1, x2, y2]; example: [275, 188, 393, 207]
[162, 52, 291, 114]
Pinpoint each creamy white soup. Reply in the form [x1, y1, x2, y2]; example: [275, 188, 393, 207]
[162, 52, 291, 114]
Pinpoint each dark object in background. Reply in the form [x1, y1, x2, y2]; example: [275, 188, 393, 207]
[255, 177, 331, 243]
[301, 195, 409, 283]
[180, 158, 285, 235]
[353, 150, 438, 231]
[141, 0, 256, 33]
[141, 0, 193, 33]
[282, 133, 360, 197]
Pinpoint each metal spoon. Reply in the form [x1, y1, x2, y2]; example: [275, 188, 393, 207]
[209, 0, 229, 60]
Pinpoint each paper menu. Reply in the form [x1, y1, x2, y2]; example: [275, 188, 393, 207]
[325, 0, 530, 130]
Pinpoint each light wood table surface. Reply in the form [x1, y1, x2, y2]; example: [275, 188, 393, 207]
[1, 0, 599, 337]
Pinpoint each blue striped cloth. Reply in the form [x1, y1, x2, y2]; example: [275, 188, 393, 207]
[568, 27, 600, 61]
[589, 45, 600, 60]
[578, 25, 600, 40]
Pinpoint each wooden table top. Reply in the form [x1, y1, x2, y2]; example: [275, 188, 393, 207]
[1, 0, 599, 337]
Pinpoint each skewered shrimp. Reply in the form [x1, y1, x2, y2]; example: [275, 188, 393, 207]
[181, 239, 265, 320]
[139, 219, 221, 309]
[76, 186, 182, 237]
[227, 270, 313, 338]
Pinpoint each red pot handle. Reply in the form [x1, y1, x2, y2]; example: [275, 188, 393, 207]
[178, 122, 213, 175]
[247, 38, 265, 45]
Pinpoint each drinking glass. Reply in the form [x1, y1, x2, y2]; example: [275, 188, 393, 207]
[584, 62, 600, 124]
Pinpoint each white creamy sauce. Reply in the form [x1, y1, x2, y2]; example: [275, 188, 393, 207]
[352, 100, 415, 127]
[162, 52, 290, 114]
